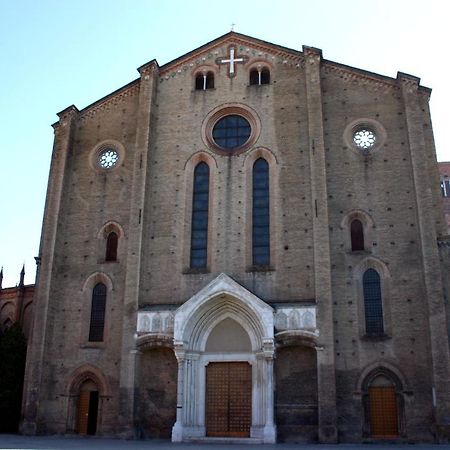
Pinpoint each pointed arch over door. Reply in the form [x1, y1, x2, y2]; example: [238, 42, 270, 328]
[171, 273, 276, 443]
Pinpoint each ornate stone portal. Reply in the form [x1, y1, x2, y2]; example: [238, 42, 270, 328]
[171, 273, 276, 443]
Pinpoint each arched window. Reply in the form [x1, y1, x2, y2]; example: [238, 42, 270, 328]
[249, 69, 259, 85]
[206, 71, 214, 89]
[368, 374, 399, 437]
[351, 219, 364, 251]
[190, 162, 209, 269]
[253, 158, 270, 266]
[261, 68, 270, 84]
[105, 231, 118, 261]
[89, 283, 106, 342]
[195, 72, 214, 90]
[195, 74, 204, 90]
[249, 67, 270, 85]
[363, 269, 384, 335]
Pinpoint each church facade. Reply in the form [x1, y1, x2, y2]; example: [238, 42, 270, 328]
[20, 32, 450, 443]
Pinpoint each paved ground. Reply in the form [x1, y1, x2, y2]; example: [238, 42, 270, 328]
[1, 435, 450, 450]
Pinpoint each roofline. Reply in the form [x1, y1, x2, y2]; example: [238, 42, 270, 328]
[157, 31, 303, 72]
[53, 32, 431, 121]
[78, 78, 141, 115]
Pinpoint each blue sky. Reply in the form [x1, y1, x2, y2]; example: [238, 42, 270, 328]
[1, 0, 449, 286]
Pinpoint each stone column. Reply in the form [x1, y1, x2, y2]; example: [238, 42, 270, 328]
[263, 354, 276, 442]
[172, 344, 186, 442]
[20, 106, 79, 434]
[398, 72, 450, 440]
[117, 60, 159, 438]
[303, 46, 338, 443]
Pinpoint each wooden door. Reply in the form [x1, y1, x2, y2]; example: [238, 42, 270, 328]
[206, 362, 252, 437]
[369, 386, 398, 437]
[77, 391, 90, 435]
[77, 390, 99, 435]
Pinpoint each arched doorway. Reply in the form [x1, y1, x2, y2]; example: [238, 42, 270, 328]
[171, 273, 276, 443]
[66, 365, 109, 435]
[77, 379, 99, 435]
[360, 366, 405, 439]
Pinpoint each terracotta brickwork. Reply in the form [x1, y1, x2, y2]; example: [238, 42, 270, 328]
[20, 32, 450, 443]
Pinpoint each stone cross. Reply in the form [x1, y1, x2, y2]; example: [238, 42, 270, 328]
[218, 47, 244, 76]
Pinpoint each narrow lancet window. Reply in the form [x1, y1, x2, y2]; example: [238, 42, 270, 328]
[252, 158, 270, 266]
[89, 283, 106, 342]
[190, 162, 209, 269]
[363, 269, 384, 335]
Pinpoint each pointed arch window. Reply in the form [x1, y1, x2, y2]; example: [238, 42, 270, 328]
[105, 231, 118, 261]
[363, 269, 384, 335]
[252, 158, 270, 266]
[351, 219, 364, 251]
[190, 162, 210, 269]
[89, 283, 106, 342]
[195, 71, 214, 90]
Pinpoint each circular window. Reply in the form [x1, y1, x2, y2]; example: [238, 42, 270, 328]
[212, 115, 251, 150]
[353, 128, 376, 150]
[202, 104, 261, 156]
[343, 119, 386, 156]
[98, 148, 119, 169]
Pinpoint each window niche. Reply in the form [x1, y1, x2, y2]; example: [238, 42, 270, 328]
[341, 210, 374, 253]
[97, 222, 123, 263]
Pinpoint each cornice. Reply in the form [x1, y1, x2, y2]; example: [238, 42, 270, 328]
[79, 81, 140, 122]
[322, 61, 399, 93]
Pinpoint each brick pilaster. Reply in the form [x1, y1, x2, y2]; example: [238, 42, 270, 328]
[303, 46, 338, 443]
[117, 60, 159, 437]
[399, 72, 450, 441]
[20, 105, 79, 434]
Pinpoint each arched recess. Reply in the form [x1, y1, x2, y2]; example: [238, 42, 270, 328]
[65, 364, 110, 435]
[21, 301, 33, 339]
[171, 273, 276, 443]
[357, 364, 407, 438]
[80, 272, 114, 345]
[341, 209, 374, 253]
[97, 221, 125, 263]
[0, 301, 15, 332]
[353, 257, 392, 338]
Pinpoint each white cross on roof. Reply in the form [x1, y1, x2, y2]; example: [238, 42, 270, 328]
[218, 47, 244, 76]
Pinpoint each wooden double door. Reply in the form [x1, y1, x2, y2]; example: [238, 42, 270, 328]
[206, 362, 252, 437]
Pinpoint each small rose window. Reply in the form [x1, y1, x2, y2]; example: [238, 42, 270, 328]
[98, 148, 119, 169]
[353, 128, 376, 150]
